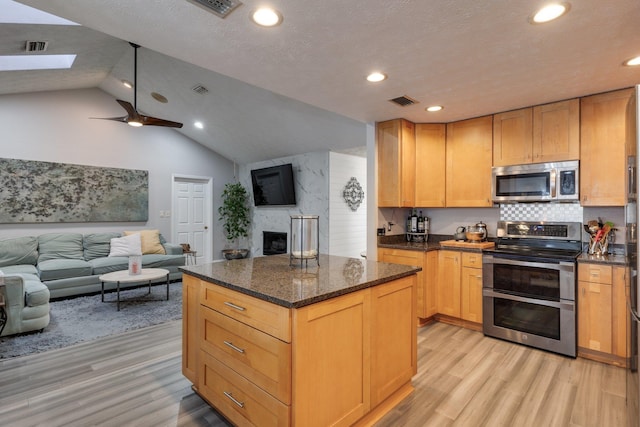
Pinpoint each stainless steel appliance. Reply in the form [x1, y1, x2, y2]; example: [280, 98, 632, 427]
[482, 221, 582, 357]
[491, 160, 579, 203]
[626, 85, 639, 427]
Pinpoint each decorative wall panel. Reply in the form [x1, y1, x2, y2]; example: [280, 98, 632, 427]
[0, 158, 148, 223]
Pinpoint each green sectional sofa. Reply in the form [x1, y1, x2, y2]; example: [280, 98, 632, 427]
[0, 232, 185, 299]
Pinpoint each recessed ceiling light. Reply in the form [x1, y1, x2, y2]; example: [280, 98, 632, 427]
[426, 105, 443, 112]
[624, 56, 640, 66]
[531, 3, 570, 24]
[122, 79, 133, 89]
[194, 121, 204, 129]
[151, 92, 168, 103]
[251, 7, 282, 27]
[366, 72, 387, 82]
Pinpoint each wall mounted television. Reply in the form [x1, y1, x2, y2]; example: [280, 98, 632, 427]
[250, 163, 297, 206]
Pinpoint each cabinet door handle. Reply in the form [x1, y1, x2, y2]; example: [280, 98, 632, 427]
[224, 340, 245, 354]
[224, 301, 246, 311]
[223, 391, 245, 408]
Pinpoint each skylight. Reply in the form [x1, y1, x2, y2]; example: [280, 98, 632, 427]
[0, 0, 79, 25]
[0, 54, 77, 71]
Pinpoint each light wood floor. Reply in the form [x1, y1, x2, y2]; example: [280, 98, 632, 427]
[0, 320, 627, 427]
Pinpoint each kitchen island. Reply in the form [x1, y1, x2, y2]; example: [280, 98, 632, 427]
[180, 254, 421, 427]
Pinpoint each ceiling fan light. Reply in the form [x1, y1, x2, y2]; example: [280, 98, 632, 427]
[121, 79, 133, 89]
[128, 119, 143, 127]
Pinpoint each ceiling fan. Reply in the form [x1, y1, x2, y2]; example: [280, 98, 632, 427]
[92, 42, 183, 128]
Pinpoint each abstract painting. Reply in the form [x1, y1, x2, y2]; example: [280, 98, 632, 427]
[0, 158, 148, 223]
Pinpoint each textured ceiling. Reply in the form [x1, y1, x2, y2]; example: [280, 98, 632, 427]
[4, 0, 640, 163]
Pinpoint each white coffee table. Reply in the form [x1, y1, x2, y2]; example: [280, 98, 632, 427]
[99, 268, 170, 311]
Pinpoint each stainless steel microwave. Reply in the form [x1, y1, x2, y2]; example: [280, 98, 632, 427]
[491, 160, 579, 203]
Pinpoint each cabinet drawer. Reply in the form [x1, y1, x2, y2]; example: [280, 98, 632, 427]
[201, 281, 291, 342]
[200, 306, 292, 404]
[578, 263, 612, 284]
[199, 350, 290, 427]
[461, 252, 482, 268]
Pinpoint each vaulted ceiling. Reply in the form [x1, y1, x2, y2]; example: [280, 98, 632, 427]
[3, 0, 640, 163]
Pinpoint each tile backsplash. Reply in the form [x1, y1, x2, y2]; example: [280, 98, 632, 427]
[499, 202, 583, 222]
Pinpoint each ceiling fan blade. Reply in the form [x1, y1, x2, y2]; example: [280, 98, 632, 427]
[116, 99, 137, 116]
[140, 114, 184, 128]
[89, 116, 129, 123]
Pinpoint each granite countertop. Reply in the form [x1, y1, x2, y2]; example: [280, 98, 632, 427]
[577, 252, 628, 266]
[378, 234, 489, 253]
[180, 253, 421, 309]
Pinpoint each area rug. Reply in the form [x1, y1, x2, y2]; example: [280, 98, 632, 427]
[0, 281, 183, 359]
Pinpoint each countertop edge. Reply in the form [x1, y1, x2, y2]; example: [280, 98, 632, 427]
[180, 265, 422, 309]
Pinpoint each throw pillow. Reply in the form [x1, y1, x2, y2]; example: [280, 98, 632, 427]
[108, 234, 142, 257]
[123, 229, 166, 255]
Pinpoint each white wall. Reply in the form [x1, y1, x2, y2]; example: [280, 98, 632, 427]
[0, 88, 235, 257]
[329, 152, 367, 258]
[239, 152, 330, 257]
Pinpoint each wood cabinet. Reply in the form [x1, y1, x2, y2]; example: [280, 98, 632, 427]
[437, 250, 483, 326]
[445, 116, 493, 207]
[437, 250, 461, 317]
[377, 119, 416, 207]
[580, 88, 633, 206]
[183, 273, 417, 427]
[415, 123, 446, 207]
[577, 263, 627, 366]
[461, 252, 483, 323]
[182, 274, 199, 384]
[532, 99, 580, 163]
[493, 107, 533, 166]
[493, 99, 579, 166]
[378, 248, 438, 319]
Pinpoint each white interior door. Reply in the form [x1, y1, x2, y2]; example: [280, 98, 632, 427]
[172, 175, 212, 264]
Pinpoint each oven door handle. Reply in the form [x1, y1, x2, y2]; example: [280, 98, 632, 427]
[482, 289, 574, 310]
[483, 255, 573, 271]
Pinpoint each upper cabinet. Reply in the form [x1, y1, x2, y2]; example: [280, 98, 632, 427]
[533, 99, 580, 163]
[580, 88, 633, 206]
[493, 99, 579, 167]
[446, 115, 493, 207]
[377, 119, 416, 207]
[493, 107, 533, 166]
[415, 123, 446, 207]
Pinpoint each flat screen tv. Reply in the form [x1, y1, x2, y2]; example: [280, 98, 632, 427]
[251, 163, 296, 206]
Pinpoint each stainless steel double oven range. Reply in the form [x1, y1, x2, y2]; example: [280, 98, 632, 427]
[482, 221, 582, 357]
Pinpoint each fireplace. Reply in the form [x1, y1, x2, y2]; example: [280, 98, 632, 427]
[263, 231, 287, 256]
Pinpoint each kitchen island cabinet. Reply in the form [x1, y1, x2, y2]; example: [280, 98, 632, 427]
[377, 119, 416, 207]
[577, 262, 627, 367]
[181, 254, 419, 427]
[580, 88, 633, 206]
[445, 115, 493, 207]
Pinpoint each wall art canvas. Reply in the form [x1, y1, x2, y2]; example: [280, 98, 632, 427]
[0, 158, 148, 223]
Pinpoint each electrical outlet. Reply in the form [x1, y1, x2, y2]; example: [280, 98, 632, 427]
[164, 210, 171, 217]
[159, 211, 165, 218]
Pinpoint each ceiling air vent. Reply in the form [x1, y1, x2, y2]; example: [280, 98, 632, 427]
[187, 0, 243, 18]
[192, 84, 209, 95]
[389, 95, 419, 107]
[25, 40, 48, 52]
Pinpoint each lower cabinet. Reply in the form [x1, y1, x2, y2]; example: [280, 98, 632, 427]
[437, 250, 483, 327]
[577, 263, 627, 366]
[183, 273, 417, 427]
[378, 248, 438, 319]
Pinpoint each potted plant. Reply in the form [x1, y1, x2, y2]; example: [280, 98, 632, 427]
[218, 182, 251, 260]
